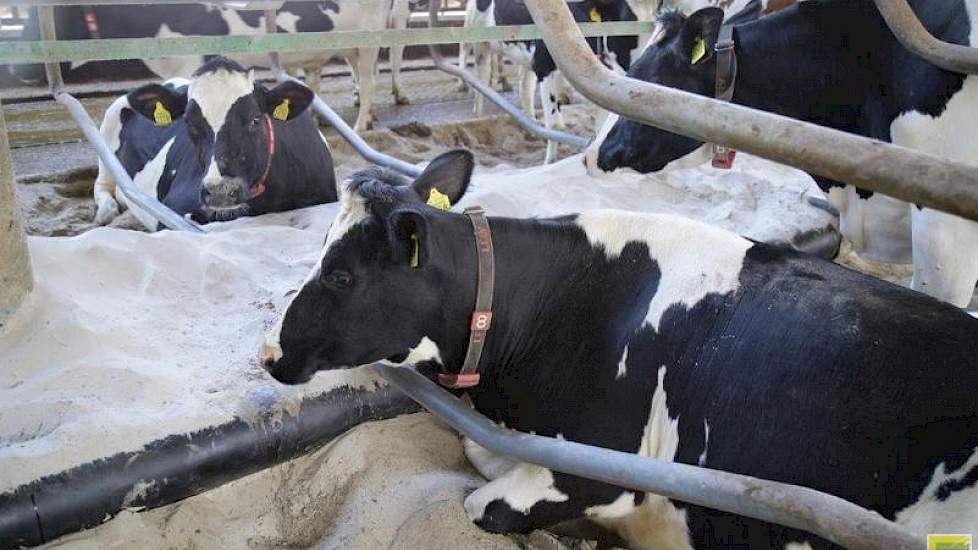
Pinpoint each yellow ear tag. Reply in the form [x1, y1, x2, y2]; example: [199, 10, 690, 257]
[426, 188, 452, 211]
[153, 101, 172, 126]
[691, 37, 707, 64]
[272, 98, 290, 121]
[589, 6, 602, 22]
[410, 234, 420, 268]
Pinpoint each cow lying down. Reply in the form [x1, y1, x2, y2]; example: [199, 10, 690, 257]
[260, 150, 978, 549]
[93, 57, 337, 231]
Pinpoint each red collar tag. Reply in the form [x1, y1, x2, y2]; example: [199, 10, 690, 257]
[712, 146, 737, 169]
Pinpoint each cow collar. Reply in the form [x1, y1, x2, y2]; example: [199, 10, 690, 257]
[251, 114, 275, 198]
[711, 25, 738, 169]
[437, 206, 495, 389]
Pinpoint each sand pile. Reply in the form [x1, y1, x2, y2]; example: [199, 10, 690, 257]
[2, 106, 843, 548]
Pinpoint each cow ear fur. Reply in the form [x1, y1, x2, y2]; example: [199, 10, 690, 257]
[264, 81, 314, 122]
[411, 149, 474, 207]
[126, 83, 188, 126]
[388, 209, 430, 268]
[680, 7, 724, 64]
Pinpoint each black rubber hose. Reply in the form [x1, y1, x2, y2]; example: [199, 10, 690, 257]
[0, 383, 419, 548]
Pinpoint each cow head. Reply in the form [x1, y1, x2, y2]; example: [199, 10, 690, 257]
[259, 150, 475, 384]
[125, 57, 315, 221]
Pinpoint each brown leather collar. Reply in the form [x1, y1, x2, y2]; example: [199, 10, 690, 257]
[711, 25, 738, 169]
[438, 206, 494, 389]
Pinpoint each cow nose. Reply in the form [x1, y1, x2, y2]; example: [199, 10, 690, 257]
[199, 186, 210, 203]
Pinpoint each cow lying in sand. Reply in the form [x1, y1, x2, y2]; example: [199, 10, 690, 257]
[588, 0, 978, 307]
[93, 57, 336, 231]
[260, 150, 978, 549]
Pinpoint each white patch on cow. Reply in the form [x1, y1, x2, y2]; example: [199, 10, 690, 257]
[785, 542, 814, 550]
[188, 67, 254, 136]
[464, 437, 518, 480]
[463, 463, 569, 521]
[597, 494, 692, 550]
[586, 492, 638, 519]
[202, 157, 223, 189]
[698, 419, 710, 467]
[616, 345, 629, 380]
[895, 445, 978, 538]
[640, 365, 680, 461]
[377, 336, 443, 367]
[584, 111, 620, 175]
[576, 210, 750, 330]
[125, 138, 176, 232]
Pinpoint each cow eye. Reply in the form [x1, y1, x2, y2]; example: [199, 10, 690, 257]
[323, 269, 353, 289]
[251, 116, 262, 126]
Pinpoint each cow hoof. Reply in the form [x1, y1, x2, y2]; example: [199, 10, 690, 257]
[457, 81, 469, 92]
[94, 201, 120, 226]
[394, 93, 410, 106]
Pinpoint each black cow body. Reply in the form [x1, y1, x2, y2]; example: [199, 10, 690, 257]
[93, 58, 336, 231]
[261, 151, 978, 549]
[591, 0, 978, 307]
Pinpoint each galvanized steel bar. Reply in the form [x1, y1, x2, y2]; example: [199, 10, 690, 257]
[427, 0, 590, 149]
[524, 0, 978, 222]
[0, 22, 652, 65]
[874, 0, 978, 75]
[373, 365, 924, 550]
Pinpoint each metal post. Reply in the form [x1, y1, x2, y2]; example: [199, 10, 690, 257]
[428, 0, 589, 149]
[873, 0, 978, 75]
[523, 0, 978, 222]
[0, 97, 33, 324]
[373, 365, 924, 550]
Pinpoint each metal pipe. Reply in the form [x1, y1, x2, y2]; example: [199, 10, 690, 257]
[873, 0, 978, 75]
[0, 96, 34, 324]
[0, 383, 419, 548]
[262, 8, 422, 177]
[373, 365, 923, 550]
[523, 0, 978, 222]
[427, 0, 590, 148]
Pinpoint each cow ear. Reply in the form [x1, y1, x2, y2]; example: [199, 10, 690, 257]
[410, 149, 474, 207]
[264, 81, 314, 122]
[388, 209, 430, 269]
[681, 7, 724, 65]
[126, 83, 188, 126]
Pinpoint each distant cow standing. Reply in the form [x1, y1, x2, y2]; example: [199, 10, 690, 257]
[259, 150, 978, 549]
[11, 0, 407, 131]
[93, 58, 336, 231]
[589, 0, 978, 307]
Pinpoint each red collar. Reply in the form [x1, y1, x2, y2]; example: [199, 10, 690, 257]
[711, 26, 738, 169]
[250, 115, 275, 198]
[437, 206, 495, 389]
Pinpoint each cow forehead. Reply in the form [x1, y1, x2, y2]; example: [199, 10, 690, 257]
[303, 189, 370, 285]
[188, 68, 255, 133]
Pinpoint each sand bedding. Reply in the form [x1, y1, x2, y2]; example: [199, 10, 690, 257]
[5, 104, 964, 549]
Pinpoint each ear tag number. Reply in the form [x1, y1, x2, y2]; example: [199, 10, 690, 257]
[691, 37, 708, 64]
[410, 234, 420, 268]
[153, 101, 172, 126]
[273, 98, 290, 121]
[426, 188, 452, 211]
[589, 6, 602, 22]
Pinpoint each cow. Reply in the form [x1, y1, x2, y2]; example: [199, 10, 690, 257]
[93, 57, 336, 231]
[587, 0, 978, 307]
[463, 0, 639, 164]
[9, 0, 413, 131]
[258, 149, 978, 549]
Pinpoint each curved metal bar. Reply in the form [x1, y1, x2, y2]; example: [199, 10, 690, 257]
[873, 0, 978, 75]
[427, 0, 589, 149]
[262, 9, 422, 178]
[373, 364, 923, 550]
[522, 0, 978, 222]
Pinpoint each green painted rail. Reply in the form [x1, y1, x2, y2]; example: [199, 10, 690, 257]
[0, 22, 653, 65]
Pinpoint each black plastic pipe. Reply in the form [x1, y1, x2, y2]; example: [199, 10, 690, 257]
[0, 383, 419, 548]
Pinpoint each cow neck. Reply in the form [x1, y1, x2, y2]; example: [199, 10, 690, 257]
[250, 115, 275, 198]
[711, 25, 738, 169]
[437, 206, 495, 389]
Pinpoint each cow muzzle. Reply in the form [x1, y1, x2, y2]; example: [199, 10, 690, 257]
[198, 177, 252, 222]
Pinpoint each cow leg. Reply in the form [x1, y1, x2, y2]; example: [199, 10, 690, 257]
[540, 72, 562, 164]
[473, 43, 493, 116]
[353, 47, 379, 131]
[303, 64, 321, 94]
[494, 52, 512, 92]
[458, 41, 471, 91]
[520, 65, 538, 122]
[389, 0, 410, 105]
[910, 207, 978, 307]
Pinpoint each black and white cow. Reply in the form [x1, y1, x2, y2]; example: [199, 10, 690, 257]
[259, 150, 978, 549]
[466, 0, 638, 163]
[10, 0, 412, 131]
[93, 57, 336, 231]
[589, 0, 978, 307]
